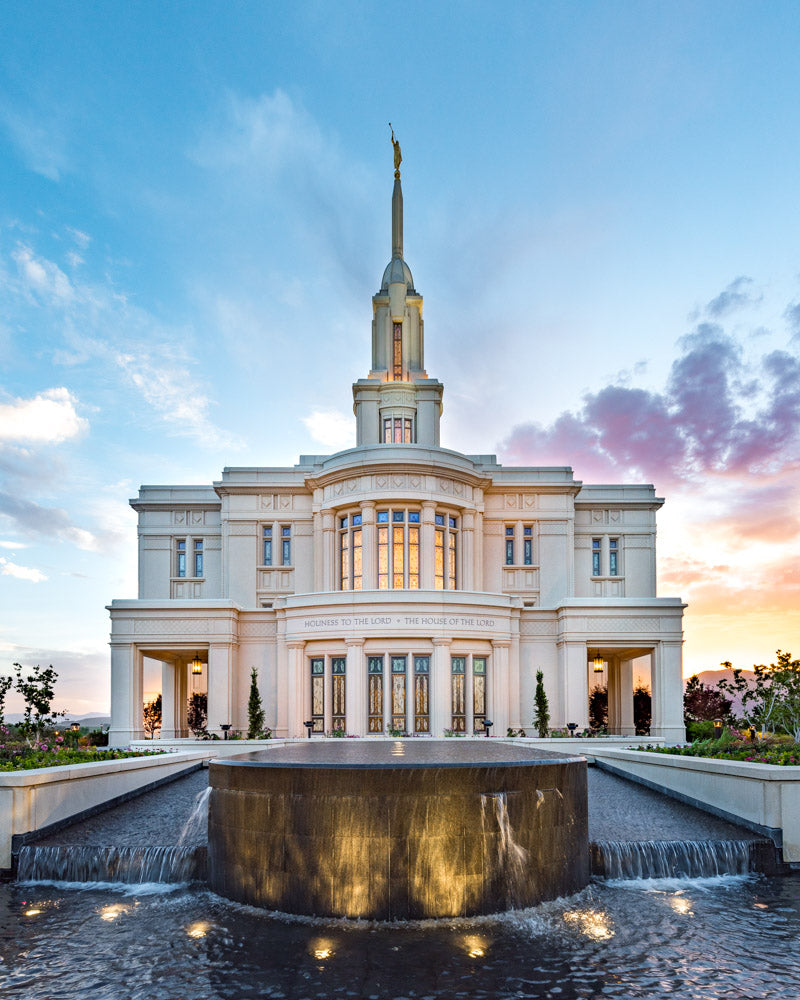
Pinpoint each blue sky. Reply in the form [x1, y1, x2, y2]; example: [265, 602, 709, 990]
[1, 1, 799, 714]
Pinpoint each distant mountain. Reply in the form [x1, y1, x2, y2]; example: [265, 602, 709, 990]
[1, 713, 110, 727]
[684, 668, 756, 720]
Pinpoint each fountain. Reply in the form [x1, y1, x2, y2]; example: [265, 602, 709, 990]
[207, 740, 589, 919]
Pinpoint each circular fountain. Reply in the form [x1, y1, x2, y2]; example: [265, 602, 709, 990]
[208, 740, 589, 920]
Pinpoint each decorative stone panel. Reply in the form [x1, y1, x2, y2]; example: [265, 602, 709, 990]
[239, 621, 278, 638]
[584, 616, 660, 632]
[520, 620, 557, 637]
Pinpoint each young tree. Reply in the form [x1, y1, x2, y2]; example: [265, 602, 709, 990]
[0, 673, 12, 729]
[533, 669, 551, 737]
[684, 674, 732, 723]
[588, 684, 608, 731]
[633, 684, 651, 735]
[143, 694, 162, 739]
[247, 667, 266, 739]
[717, 660, 782, 733]
[13, 662, 66, 745]
[187, 692, 208, 737]
[769, 650, 800, 741]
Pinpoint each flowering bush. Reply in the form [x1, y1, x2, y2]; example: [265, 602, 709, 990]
[641, 730, 800, 766]
[0, 730, 166, 771]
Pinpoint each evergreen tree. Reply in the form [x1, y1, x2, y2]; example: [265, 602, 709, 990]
[247, 667, 266, 739]
[143, 693, 162, 739]
[533, 669, 550, 737]
[187, 692, 208, 736]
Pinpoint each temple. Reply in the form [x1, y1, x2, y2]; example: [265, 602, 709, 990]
[107, 143, 686, 745]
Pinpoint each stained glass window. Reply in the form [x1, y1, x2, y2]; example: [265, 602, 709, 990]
[523, 526, 533, 566]
[473, 657, 487, 733]
[310, 658, 324, 732]
[592, 538, 601, 576]
[451, 656, 466, 732]
[609, 538, 618, 576]
[393, 322, 402, 380]
[332, 657, 346, 732]
[262, 527, 272, 566]
[391, 656, 406, 731]
[368, 656, 384, 733]
[413, 655, 430, 732]
[176, 539, 186, 578]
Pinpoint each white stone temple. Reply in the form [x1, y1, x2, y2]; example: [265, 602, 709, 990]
[108, 144, 686, 746]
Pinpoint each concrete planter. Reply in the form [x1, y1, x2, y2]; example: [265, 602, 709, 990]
[0, 749, 213, 872]
[588, 747, 800, 862]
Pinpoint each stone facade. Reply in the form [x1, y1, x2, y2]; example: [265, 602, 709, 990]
[108, 162, 686, 746]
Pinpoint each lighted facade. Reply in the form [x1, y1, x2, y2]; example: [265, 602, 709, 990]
[107, 154, 686, 746]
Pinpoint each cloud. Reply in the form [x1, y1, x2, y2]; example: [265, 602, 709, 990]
[705, 276, 761, 318]
[0, 387, 88, 444]
[12, 245, 75, 303]
[786, 301, 800, 339]
[302, 409, 356, 452]
[0, 556, 47, 583]
[0, 104, 69, 181]
[499, 318, 800, 488]
[0, 540, 27, 550]
[0, 492, 97, 550]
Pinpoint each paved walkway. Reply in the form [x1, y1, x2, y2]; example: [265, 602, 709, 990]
[36, 764, 757, 847]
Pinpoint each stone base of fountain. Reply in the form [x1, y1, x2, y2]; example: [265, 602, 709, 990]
[208, 741, 589, 919]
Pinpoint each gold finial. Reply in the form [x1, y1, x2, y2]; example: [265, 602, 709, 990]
[390, 123, 402, 178]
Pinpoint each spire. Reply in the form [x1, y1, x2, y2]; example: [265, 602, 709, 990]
[390, 124, 403, 259]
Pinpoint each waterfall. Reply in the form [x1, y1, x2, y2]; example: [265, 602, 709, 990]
[178, 786, 211, 845]
[592, 839, 753, 879]
[481, 792, 529, 904]
[17, 844, 207, 884]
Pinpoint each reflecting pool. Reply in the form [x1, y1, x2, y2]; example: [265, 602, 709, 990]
[3, 874, 800, 999]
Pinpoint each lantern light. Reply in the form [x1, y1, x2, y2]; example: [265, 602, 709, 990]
[190, 654, 203, 676]
[593, 655, 604, 673]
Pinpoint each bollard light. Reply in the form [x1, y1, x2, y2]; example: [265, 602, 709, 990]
[483, 719, 493, 738]
[220, 723, 232, 740]
[567, 722, 578, 736]
[713, 719, 723, 739]
[304, 720, 315, 738]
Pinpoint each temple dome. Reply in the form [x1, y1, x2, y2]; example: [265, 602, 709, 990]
[381, 255, 414, 292]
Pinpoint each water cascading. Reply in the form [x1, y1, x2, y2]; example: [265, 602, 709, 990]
[592, 839, 754, 879]
[16, 844, 207, 884]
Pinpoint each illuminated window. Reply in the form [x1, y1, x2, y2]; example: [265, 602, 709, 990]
[338, 514, 363, 590]
[413, 655, 430, 733]
[176, 539, 186, 578]
[451, 656, 466, 732]
[473, 657, 487, 733]
[592, 538, 601, 577]
[368, 656, 384, 732]
[376, 508, 420, 589]
[434, 514, 459, 590]
[310, 658, 324, 732]
[392, 321, 403, 380]
[262, 526, 272, 566]
[523, 526, 533, 566]
[505, 526, 514, 565]
[609, 538, 619, 576]
[391, 656, 407, 731]
[382, 415, 413, 443]
[281, 526, 291, 566]
[194, 539, 204, 578]
[332, 657, 346, 732]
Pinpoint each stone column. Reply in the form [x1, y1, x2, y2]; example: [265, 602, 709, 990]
[109, 643, 144, 746]
[321, 513, 335, 591]
[421, 502, 436, 590]
[345, 638, 365, 736]
[461, 511, 475, 591]
[465, 652, 475, 734]
[490, 640, 511, 736]
[608, 657, 635, 735]
[312, 510, 323, 591]
[651, 642, 685, 743]
[286, 640, 306, 739]
[324, 655, 333, 735]
[473, 489, 484, 591]
[431, 637, 452, 736]
[559, 640, 589, 729]
[208, 643, 237, 737]
[360, 502, 376, 590]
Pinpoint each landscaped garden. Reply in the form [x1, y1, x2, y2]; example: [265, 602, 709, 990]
[643, 649, 800, 765]
[0, 662, 165, 771]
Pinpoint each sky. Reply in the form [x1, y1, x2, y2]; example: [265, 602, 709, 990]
[1, 0, 799, 715]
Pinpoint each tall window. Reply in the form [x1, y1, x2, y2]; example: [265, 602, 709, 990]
[339, 514, 363, 590]
[413, 655, 430, 733]
[473, 657, 487, 733]
[368, 656, 384, 732]
[281, 526, 291, 565]
[592, 538, 601, 577]
[392, 321, 402, 380]
[310, 657, 324, 732]
[505, 526, 515, 565]
[382, 416, 413, 443]
[194, 539, 204, 578]
[451, 656, 466, 732]
[435, 515, 458, 589]
[176, 539, 186, 578]
[332, 657, 346, 732]
[523, 526, 533, 565]
[377, 509, 420, 589]
[391, 655, 407, 731]
[262, 526, 272, 566]
[609, 538, 619, 576]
